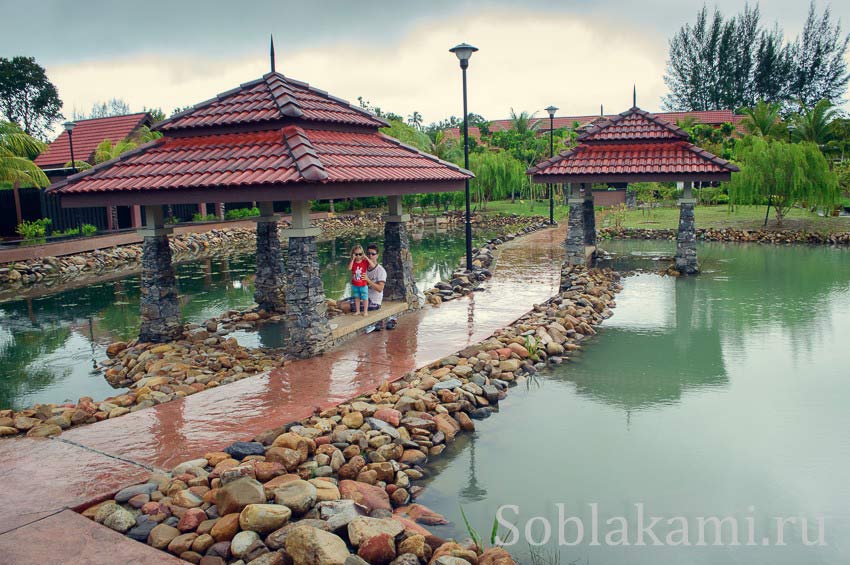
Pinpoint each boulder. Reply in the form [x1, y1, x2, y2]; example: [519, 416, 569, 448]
[239, 504, 292, 534]
[215, 477, 265, 515]
[273, 479, 317, 515]
[284, 525, 350, 565]
[339, 480, 391, 513]
[357, 532, 396, 564]
[347, 516, 404, 546]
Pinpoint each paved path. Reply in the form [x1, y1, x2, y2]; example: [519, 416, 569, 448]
[0, 224, 565, 561]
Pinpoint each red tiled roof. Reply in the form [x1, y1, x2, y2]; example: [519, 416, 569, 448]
[34, 113, 151, 168]
[157, 73, 387, 132]
[528, 107, 739, 181]
[50, 126, 470, 195]
[443, 109, 743, 141]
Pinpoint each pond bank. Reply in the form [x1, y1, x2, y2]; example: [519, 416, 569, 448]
[599, 225, 850, 245]
[74, 264, 621, 565]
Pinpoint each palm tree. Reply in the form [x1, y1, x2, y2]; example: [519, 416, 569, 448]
[739, 100, 786, 138]
[791, 99, 838, 148]
[407, 111, 423, 130]
[509, 108, 539, 134]
[0, 121, 49, 226]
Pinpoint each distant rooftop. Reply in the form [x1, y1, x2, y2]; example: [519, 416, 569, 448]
[34, 113, 152, 169]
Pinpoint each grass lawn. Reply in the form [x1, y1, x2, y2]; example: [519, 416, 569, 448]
[481, 200, 850, 234]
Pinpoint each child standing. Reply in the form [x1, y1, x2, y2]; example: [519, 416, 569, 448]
[349, 245, 370, 316]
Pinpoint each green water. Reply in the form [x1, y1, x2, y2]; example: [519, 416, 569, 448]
[0, 228, 477, 410]
[419, 240, 850, 564]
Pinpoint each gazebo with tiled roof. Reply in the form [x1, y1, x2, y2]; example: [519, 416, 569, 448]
[527, 106, 739, 273]
[48, 69, 472, 355]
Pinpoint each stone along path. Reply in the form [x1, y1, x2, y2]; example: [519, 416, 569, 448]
[0, 224, 565, 560]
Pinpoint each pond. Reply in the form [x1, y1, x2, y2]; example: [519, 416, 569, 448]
[417, 239, 850, 564]
[0, 227, 486, 410]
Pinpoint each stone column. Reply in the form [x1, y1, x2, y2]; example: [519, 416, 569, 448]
[675, 182, 699, 274]
[138, 205, 182, 343]
[566, 183, 586, 265]
[583, 188, 597, 246]
[197, 202, 207, 218]
[283, 200, 332, 358]
[383, 195, 418, 306]
[215, 203, 225, 220]
[254, 201, 285, 313]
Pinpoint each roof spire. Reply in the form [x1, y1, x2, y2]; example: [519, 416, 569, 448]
[632, 84, 637, 108]
[270, 34, 276, 73]
[600, 104, 604, 116]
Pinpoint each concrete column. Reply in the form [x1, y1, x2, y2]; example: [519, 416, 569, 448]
[282, 200, 331, 358]
[583, 188, 597, 246]
[254, 201, 285, 313]
[138, 205, 181, 343]
[197, 202, 207, 217]
[566, 183, 586, 265]
[215, 203, 225, 220]
[383, 195, 418, 305]
[675, 182, 699, 274]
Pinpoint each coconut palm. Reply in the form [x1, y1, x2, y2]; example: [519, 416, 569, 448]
[739, 100, 786, 138]
[407, 111, 423, 130]
[791, 99, 839, 147]
[509, 108, 540, 134]
[1, 121, 49, 225]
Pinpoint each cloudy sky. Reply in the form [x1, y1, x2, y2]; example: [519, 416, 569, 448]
[2, 0, 848, 134]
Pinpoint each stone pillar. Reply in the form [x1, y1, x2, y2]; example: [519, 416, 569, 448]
[675, 182, 699, 274]
[566, 183, 585, 265]
[138, 205, 181, 343]
[583, 188, 597, 246]
[215, 203, 225, 220]
[283, 200, 331, 358]
[254, 201, 285, 313]
[383, 195, 418, 305]
[197, 202, 207, 218]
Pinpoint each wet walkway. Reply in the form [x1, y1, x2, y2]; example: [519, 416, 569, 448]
[0, 224, 564, 557]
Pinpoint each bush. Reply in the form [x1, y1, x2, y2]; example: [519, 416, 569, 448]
[225, 207, 260, 220]
[16, 218, 51, 244]
[192, 213, 219, 222]
[81, 223, 97, 236]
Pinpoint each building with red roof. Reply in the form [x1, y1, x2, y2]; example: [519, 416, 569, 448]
[528, 106, 738, 274]
[443, 109, 743, 142]
[48, 68, 472, 351]
[34, 113, 153, 171]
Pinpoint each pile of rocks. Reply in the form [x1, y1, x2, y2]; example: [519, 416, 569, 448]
[79, 266, 620, 564]
[0, 229, 257, 291]
[0, 325, 290, 439]
[424, 220, 550, 305]
[599, 226, 850, 245]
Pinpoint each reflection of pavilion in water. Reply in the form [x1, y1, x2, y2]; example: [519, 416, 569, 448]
[562, 278, 728, 412]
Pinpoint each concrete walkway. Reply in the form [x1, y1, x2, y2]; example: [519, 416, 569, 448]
[0, 224, 565, 560]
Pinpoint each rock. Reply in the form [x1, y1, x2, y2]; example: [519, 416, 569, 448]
[103, 507, 136, 533]
[273, 479, 317, 515]
[224, 441, 266, 460]
[388, 554, 420, 565]
[434, 414, 461, 441]
[168, 532, 199, 555]
[92, 501, 120, 524]
[172, 489, 204, 508]
[127, 520, 158, 542]
[216, 477, 266, 515]
[239, 504, 292, 534]
[431, 542, 478, 563]
[174, 458, 210, 474]
[398, 534, 431, 562]
[342, 411, 364, 428]
[372, 409, 401, 427]
[400, 449, 427, 466]
[394, 504, 448, 525]
[358, 532, 396, 564]
[265, 447, 302, 471]
[347, 516, 404, 546]
[248, 551, 286, 565]
[26, 423, 62, 437]
[231, 530, 260, 559]
[339, 480, 391, 513]
[284, 525, 350, 565]
[432, 379, 462, 392]
[210, 513, 241, 541]
[148, 523, 181, 549]
[479, 547, 516, 564]
[178, 508, 208, 531]
[311, 478, 341, 502]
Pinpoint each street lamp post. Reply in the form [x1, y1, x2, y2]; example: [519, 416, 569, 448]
[64, 121, 80, 234]
[449, 42, 478, 271]
[545, 105, 558, 225]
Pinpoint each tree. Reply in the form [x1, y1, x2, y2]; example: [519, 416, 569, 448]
[142, 106, 167, 123]
[790, 99, 839, 147]
[508, 108, 539, 134]
[728, 136, 838, 224]
[0, 120, 49, 225]
[407, 111, 422, 130]
[380, 119, 431, 152]
[788, 3, 850, 111]
[74, 98, 131, 120]
[663, 2, 848, 112]
[469, 150, 528, 209]
[0, 57, 63, 140]
[739, 100, 786, 138]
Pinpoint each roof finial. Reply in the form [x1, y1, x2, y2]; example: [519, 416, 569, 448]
[633, 84, 637, 108]
[600, 104, 604, 116]
[270, 34, 276, 73]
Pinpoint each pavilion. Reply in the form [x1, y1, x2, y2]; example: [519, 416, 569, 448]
[528, 106, 739, 273]
[47, 70, 472, 357]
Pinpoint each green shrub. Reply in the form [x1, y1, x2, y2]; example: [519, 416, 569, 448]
[52, 227, 79, 237]
[225, 207, 260, 220]
[192, 213, 219, 222]
[16, 218, 52, 244]
[81, 223, 97, 236]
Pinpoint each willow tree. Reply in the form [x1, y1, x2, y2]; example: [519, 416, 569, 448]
[728, 136, 838, 225]
[469, 150, 528, 210]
